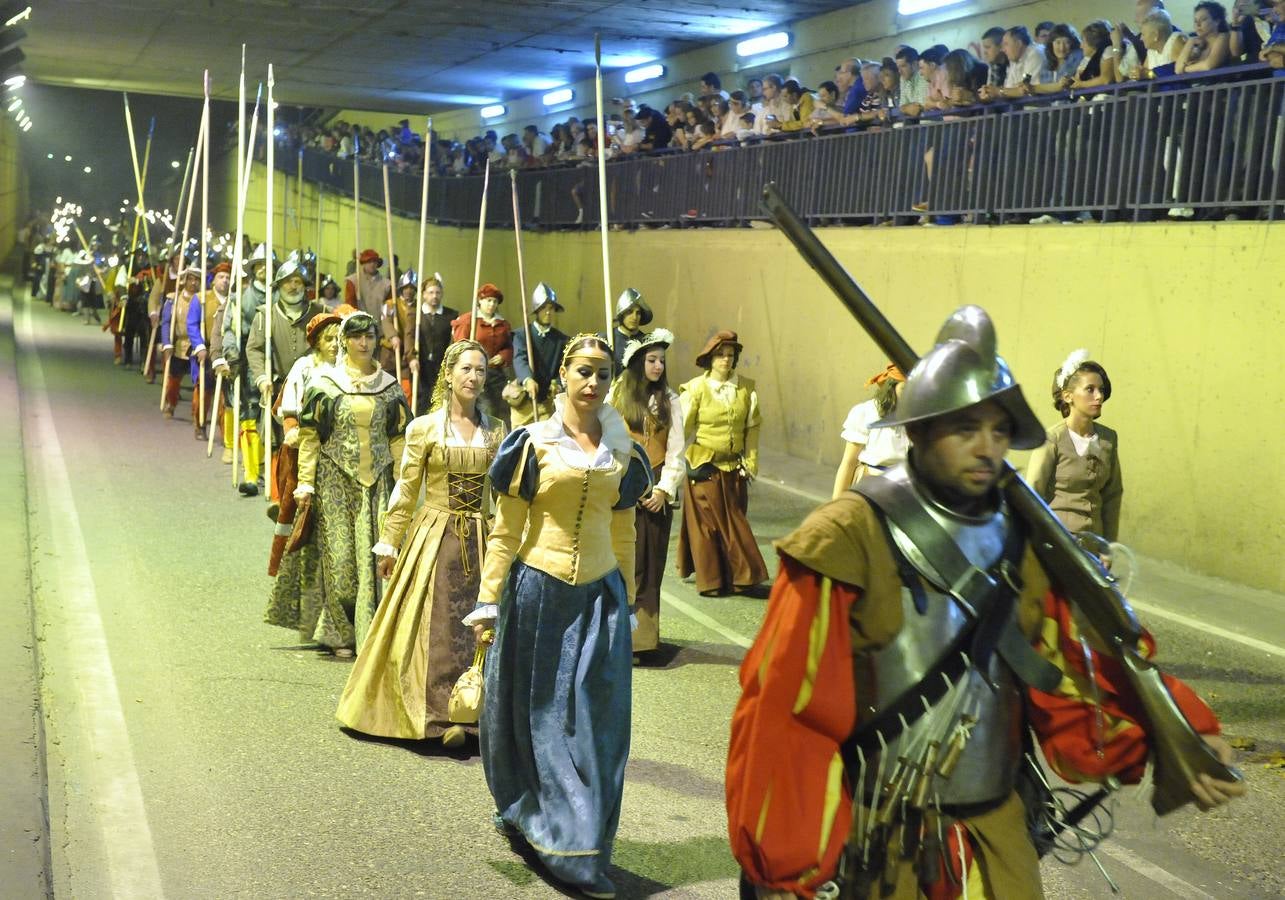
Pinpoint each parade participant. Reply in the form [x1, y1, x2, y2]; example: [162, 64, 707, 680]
[344, 248, 390, 319]
[263, 309, 344, 643]
[609, 328, 686, 659]
[451, 283, 513, 425]
[468, 334, 651, 900]
[145, 247, 182, 382]
[830, 364, 909, 498]
[295, 310, 411, 656]
[158, 266, 202, 423]
[185, 262, 233, 442]
[380, 269, 416, 388]
[676, 330, 769, 596]
[407, 273, 458, 416]
[726, 307, 1241, 900]
[246, 252, 328, 494]
[105, 264, 128, 364]
[1026, 350, 1123, 541]
[510, 282, 568, 427]
[121, 247, 155, 369]
[609, 288, 651, 371]
[200, 262, 236, 463]
[337, 339, 506, 745]
[317, 274, 342, 311]
[222, 244, 275, 496]
[73, 251, 102, 322]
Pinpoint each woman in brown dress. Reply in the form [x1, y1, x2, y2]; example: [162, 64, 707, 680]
[608, 329, 687, 658]
[335, 340, 506, 746]
[676, 330, 769, 596]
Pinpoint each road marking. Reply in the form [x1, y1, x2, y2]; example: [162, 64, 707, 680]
[1127, 598, 1285, 659]
[1098, 843, 1217, 899]
[15, 299, 165, 897]
[660, 589, 753, 649]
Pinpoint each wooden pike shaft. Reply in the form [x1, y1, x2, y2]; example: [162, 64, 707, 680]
[264, 63, 276, 492]
[199, 73, 211, 429]
[315, 190, 323, 296]
[381, 163, 402, 382]
[122, 118, 156, 332]
[160, 121, 205, 411]
[231, 47, 248, 486]
[206, 371, 223, 457]
[412, 116, 432, 412]
[509, 169, 538, 420]
[353, 157, 361, 267]
[469, 159, 491, 342]
[143, 144, 192, 378]
[593, 33, 613, 347]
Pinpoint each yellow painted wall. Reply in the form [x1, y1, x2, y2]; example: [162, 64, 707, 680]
[0, 117, 26, 257]
[218, 157, 1285, 592]
[327, 0, 1199, 140]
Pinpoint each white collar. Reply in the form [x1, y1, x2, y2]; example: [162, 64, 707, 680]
[705, 372, 739, 389]
[535, 396, 633, 455]
[320, 361, 397, 394]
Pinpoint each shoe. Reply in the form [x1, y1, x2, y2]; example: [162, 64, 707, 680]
[221, 447, 233, 464]
[911, 201, 929, 212]
[265, 502, 280, 522]
[113, 358, 123, 366]
[334, 647, 354, 659]
[442, 725, 466, 748]
[238, 481, 259, 497]
[194, 425, 207, 441]
[1028, 214, 1059, 224]
[1167, 206, 1195, 219]
[581, 874, 616, 899]
[163, 406, 174, 419]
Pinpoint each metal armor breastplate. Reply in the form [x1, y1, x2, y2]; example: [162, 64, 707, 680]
[859, 464, 1023, 807]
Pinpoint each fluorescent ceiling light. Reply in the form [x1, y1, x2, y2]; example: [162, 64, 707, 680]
[4, 5, 31, 27]
[83, 166, 92, 173]
[21, 121, 30, 130]
[897, 0, 966, 14]
[4, 74, 25, 88]
[479, 104, 506, 119]
[736, 32, 790, 57]
[542, 87, 573, 107]
[624, 64, 665, 84]
[6, 97, 20, 110]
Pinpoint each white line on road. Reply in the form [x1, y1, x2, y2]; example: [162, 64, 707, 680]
[1098, 844, 1217, 900]
[15, 300, 165, 897]
[660, 589, 753, 649]
[1128, 598, 1285, 659]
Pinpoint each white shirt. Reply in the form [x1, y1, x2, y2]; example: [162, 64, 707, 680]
[1147, 33, 1184, 70]
[1068, 428, 1099, 457]
[841, 399, 910, 468]
[1004, 43, 1047, 89]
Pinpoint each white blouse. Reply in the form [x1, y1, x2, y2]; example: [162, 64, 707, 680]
[841, 399, 910, 468]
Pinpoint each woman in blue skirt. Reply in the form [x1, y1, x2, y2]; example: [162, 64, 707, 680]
[466, 333, 651, 899]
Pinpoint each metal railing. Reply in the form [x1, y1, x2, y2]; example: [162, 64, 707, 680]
[277, 67, 1285, 228]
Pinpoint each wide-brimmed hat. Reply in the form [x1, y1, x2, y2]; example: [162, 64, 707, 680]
[621, 328, 674, 369]
[358, 248, 383, 266]
[211, 261, 233, 277]
[306, 311, 343, 345]
[695, 330, 742, 368]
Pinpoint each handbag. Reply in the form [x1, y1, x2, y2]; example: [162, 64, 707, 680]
[448, 630, 494, 725]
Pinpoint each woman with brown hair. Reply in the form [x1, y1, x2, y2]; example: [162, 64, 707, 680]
[1026, 349, 1124, 540]
[830, 364, 908, 499]
[609, 329, 687, 658]
[676, 331, 769, 597]
[336, 339, 506, 746]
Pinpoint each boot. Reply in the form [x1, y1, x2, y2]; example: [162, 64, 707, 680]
[221, 446, 234, 464]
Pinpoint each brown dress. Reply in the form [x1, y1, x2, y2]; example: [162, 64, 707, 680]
[335, 408, 505, 740]
[1025, 420, 1123, 541]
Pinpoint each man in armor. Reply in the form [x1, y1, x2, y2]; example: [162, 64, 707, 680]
[727, 306, 1243, 899]
[511, 281, 568, 426]
[608, 287, 651, 372]
[220, 243, 275, 496]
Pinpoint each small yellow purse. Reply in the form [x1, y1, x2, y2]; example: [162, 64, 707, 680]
[448, 630, 493, 725]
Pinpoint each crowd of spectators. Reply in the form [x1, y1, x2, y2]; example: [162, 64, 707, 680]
[285, 0, 1284, 179]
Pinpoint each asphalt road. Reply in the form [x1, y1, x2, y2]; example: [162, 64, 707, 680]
[8, 281, 1284, 899]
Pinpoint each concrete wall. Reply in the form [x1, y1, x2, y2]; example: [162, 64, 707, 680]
[0, 117, 27, 257]
[327, 0, 1200, 140]
[216, 156, 1285, 593]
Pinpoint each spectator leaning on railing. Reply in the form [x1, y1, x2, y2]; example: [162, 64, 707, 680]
[895, 47, 928, 116]
[776, 81, 815, 131]
[1026, 23, 1084, 94]
[1264, 0, 1285, 66]
[1141, 8, 1188, 75]
[980, 26, 1046, 100]
[1230, 0, 1274, 61]
[1177, 2, 1233, 72]
[979, 26, 1010, 87]
[919, 44, 951, 111]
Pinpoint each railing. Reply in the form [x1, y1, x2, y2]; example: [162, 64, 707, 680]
[279, 67, 1285, 227]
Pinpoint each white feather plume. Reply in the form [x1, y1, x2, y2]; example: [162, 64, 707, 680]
[1057, 348, 1091, 389]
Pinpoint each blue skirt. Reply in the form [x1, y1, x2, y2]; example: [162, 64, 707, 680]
[481, 559, 633, 891]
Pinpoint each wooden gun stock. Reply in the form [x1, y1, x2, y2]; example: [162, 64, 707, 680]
[760, 183, 1242, 815]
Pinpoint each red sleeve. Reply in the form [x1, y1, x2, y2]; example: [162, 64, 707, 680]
[1028, 590, 1220, 785]
[343, 280, 356, 305]
[496, 320, 513, 366]
[450, 314, 467, 342]
[727, 557, 859, 898]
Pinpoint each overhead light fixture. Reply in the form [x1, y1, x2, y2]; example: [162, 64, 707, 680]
[3, 73, 23, 88]
[83, 166, 91, 173]
[3, 5, 31, 27]
[542, 87, 573, 107]
[20, 120, 29, 130]
[6, 96, 18, 110]
[736, 31, 790, 57]
[64, 154, 72, 162]
[897, 0, 965, 13]
[479, 104, 506, 119]
[624, 64, 665, 85]
[170, 160, 180, 168]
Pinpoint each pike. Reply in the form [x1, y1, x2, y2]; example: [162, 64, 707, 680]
[70, 222, 110, 295]
[352, 155, 361, 272]
[143, 144, 193, 377]
[760, 183, 1242, 817]
[411, 116, 432, 411]
[263, 63, 276, 495]
[198, 71, 211, 430]
[509, 169, 538, 421]
[380, 162, 403, 383]
[593, 32, 614, 347]
[468, 158, 491, 341]
[314, 189, 323, 298]
[121, 97, 155, 330]
[231, 71, 262, 486]
[159, 117, 205, 412]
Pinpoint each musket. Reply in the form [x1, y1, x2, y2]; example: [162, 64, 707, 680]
[760, 183, 1241, 816]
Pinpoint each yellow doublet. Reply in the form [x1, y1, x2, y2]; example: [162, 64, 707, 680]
[478, 432, 642, 607]
[680, 374, 761, 476]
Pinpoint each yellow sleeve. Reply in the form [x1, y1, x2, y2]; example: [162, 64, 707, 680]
[297, 426, 320, 488]
[611, 507, 638, 606]
[380, 419, 431, 549]
[477, 491, 530, 607]
[743, 385, 762, 478]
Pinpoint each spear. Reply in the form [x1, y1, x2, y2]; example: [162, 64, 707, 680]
[411, 116, 432, 411]
[159, 119, 204, 411]
[353, 154, 361, 274]
[198, 71, 211, 430]
[381, 162, 402, 383]
[121, 99, 154, 330]
[314, 189, 323, 297]
[231, 64, 258, 485]
[143, 145, 192, 377]
[263, 62, 275, 493]
[71, 222, 110, 295]
[593, 32, 614, 347]
[296, 147, 304, 249]
[509, 169, 538, 422]
[469, 158, 491, 341]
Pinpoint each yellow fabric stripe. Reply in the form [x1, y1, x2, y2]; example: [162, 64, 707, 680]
[793, 577, 832, 715]
[755, 782, 773, 843]
[817, 751, 845, 860]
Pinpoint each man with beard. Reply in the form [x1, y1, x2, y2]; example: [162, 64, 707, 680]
[246, 252, 327, 503]
[406, 272, 458, 416]
[223, 243, 275, 495]
[191, 262, 234, 450]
